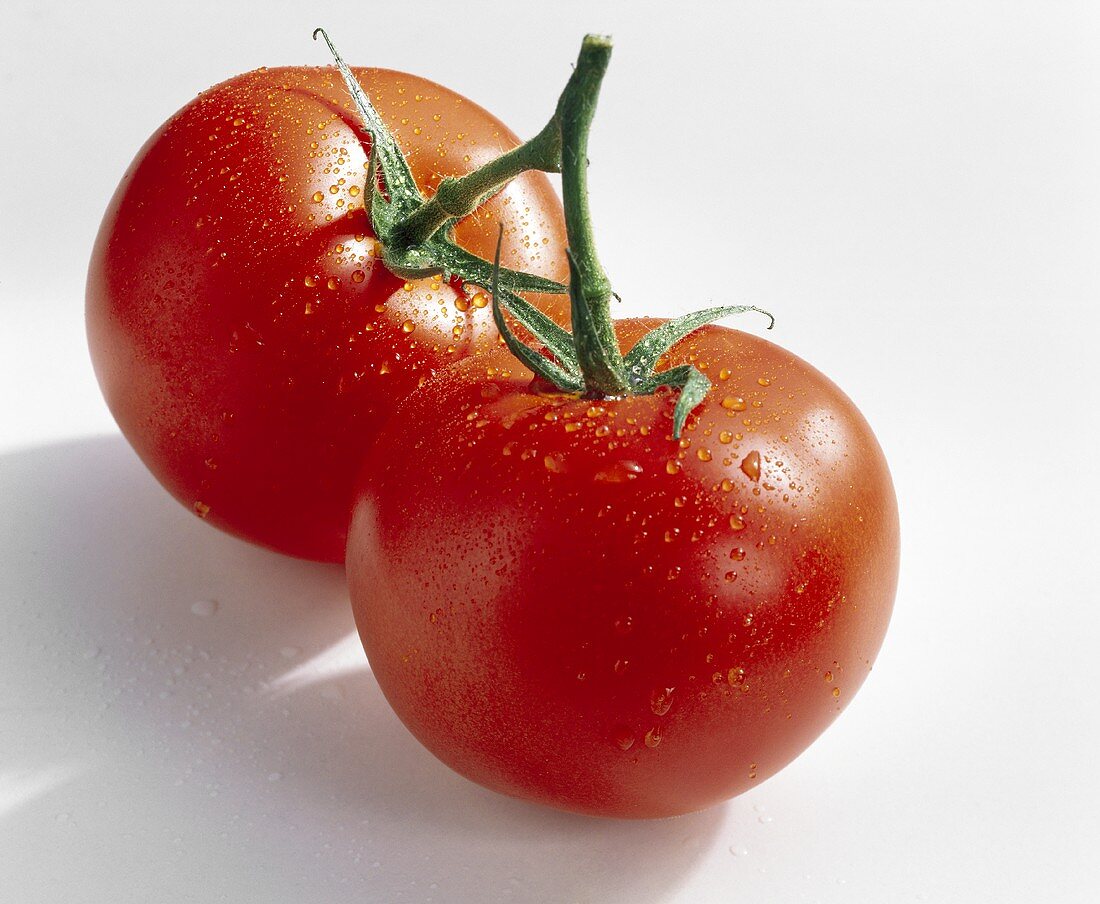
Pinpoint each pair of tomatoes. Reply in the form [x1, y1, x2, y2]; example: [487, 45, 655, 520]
[88, 61, 898, 818]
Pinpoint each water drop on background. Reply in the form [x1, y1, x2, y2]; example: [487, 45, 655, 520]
[190, 599, 218, 617]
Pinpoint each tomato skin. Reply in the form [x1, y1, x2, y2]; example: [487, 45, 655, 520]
[87, 66, 567, 562]
[347, 319, 898, 817]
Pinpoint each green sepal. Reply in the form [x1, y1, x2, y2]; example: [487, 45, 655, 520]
[487, 284, 580, 371]
[431, 240, 567, 298]
[642, 364, 712, 439]
[489, 233, 584, 391]
[623, 305, 774, 389]
[313, 29, 420, 205]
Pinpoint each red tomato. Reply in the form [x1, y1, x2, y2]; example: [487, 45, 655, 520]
[346, 319, 898, 817]
[87, 66, 567, 562]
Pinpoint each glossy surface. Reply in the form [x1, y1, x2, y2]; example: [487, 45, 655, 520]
[87, 66, 568, 562]
[347, 320, 899, 817]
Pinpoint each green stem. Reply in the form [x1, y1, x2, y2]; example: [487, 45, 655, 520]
[558, 35, 628, 396]
[391, 118, 561, 249]
[388, 37, 613, 257]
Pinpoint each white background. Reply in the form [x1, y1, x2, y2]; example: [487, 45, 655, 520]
[2, 1, 1098, 901]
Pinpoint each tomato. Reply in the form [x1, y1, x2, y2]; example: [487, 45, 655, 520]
[346, 319, 898, 818]
[87, 65, 568, 562]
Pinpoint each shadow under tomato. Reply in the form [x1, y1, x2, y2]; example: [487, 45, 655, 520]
[0, 436, 723, 904]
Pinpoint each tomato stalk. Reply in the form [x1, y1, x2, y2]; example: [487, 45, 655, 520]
[316, 27, 773, 436]
[487, 36, 775, 436]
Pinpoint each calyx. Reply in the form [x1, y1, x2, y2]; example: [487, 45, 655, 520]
[316, 29, 772, 438]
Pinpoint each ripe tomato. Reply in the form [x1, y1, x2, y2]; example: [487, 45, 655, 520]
[87, 65, 567, 562]
[346, 319, 898, 817]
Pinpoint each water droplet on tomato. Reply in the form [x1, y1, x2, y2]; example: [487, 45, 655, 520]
[613, 726, 634, 750]
[594, 460, 643, 483]
[730, 547, 746, 561]
[740, 451, 761, 481]
[650, 687, 674, 716]
[644, 726, 662, 748]
[722, 396, 747, 411]
[311, 191, 324, 203]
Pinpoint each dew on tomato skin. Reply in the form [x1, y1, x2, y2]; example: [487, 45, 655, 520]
[650, 687, 675, 716]
[613, 659, 630, 675]
[303, 274, 318, 287]
[614, 616, 634, 635]
[824, 670, 833, 683]
[543, 454, 565, 473]
[193, 501, 211, 518]
[730, 547, 747, 561]
[594, 460, 643, 483]
[832, 686, 841, 698]
[728, 667, 745, 686]
[740, 451, 762, 481]
[722, 396, 747, 411]
[644, 726, 662, 748]
[613, 726, 635, 750]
